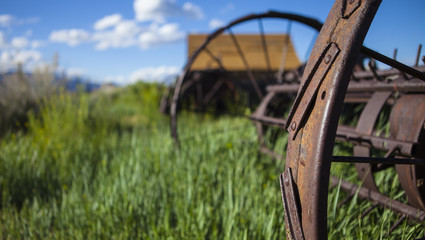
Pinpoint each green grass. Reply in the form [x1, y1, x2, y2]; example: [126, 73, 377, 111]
[0, 82, 423, 239]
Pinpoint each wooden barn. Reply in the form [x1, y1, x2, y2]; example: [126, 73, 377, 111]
[164, 32, 304, 115]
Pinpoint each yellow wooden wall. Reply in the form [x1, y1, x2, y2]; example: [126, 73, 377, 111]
[188, 34, 301, 71]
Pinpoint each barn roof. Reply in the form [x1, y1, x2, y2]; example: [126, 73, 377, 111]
[188, 34, 301, 71]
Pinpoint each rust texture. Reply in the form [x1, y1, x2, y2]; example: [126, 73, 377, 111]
[282, 0, 382, 238]
[166, 3, 425, 238]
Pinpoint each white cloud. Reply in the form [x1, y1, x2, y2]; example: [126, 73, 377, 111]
[0, 49, 43, 70]
[11, 37, 29, 49]
[101, 66, 179, 85]
[182, 3, 203, 19]
[134, 0, 204, 23]
[49, 29, 91, 46]
[93, 20, 141, 50]
[93, 14, 123, 30]
[15, 50, 42, 63]
[138, 22, 184, 49]
[50, 18, 185, 51]
[0, 15, 39, 27]
[209, 19, 225, 29]
[0, 31, 44, 50]
[0, 14, 14, 27]
[0, 30, 45, 71]
[129, 65, 179, 83]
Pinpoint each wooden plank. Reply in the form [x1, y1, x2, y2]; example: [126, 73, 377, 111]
[188, 34, 301, 71]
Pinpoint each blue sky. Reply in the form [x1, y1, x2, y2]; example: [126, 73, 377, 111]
[1, 0, 424, 85]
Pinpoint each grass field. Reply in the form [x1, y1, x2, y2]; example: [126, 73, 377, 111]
[0, 82, 423, 239]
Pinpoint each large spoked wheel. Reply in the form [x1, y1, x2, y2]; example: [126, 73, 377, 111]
[170, 11, 323, 144]
[280, 0, 425, 239]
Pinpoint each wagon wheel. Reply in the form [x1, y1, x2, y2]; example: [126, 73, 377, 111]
[170, 11, 324, 144]
[280, 0, 425, 239]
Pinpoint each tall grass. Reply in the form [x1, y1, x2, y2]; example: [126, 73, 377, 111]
[0, 82, 423, 239]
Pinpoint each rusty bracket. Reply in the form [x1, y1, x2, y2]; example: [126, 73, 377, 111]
[285, 42, 340, 140]
[342, 0, 361, 19]
[279, 168, 305, 240]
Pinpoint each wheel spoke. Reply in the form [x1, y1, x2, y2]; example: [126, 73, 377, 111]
[360, 46, 425, 81]
[332, 156, 425, 165]
[227, 28, 263, 99]
[331, 176, 425, 222]
[277, 21, 292, 83]
[202, 78, 225, 105]
[258, 18, 272, 76]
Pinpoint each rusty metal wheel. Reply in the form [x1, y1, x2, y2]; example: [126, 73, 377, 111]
[170, 11, 324, 144]
[280, 0, 425, 239]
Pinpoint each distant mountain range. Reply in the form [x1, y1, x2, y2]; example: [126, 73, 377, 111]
[63, 77, 102, 92]
[0, 70, 103, 92]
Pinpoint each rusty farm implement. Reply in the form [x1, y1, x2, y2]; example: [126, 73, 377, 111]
[166, 1, 425, 238]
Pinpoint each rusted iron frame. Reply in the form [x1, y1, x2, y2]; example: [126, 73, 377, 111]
[323, 95, 425, 234]
[330, 176, 425, 222]
[345, 81, 425, 92]
[282, 0, 382, 238]
[280, 168, 304, 240]
[353, 65, 425, 80]
[415, 44, 422, 67]
[251, 114, 417, 157]
[266, 78, 425, 94]
[170, 11, 324, 144]
[250, 114, 286, 128]
[263, 64, 425, 95]
[353, 91, 391, 192]
[335, 128, 415, 156]
[181, 72, 203, 94]
[368, 59, 384, 81]
[251, 90, 290, 160]
[252, 91, 278, 145]
[360, 46, 425, 81]
[391, 95, 425, 210]
[332, 156, 425, 165]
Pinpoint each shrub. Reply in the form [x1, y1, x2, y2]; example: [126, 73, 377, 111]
[0, 61, 62, 135]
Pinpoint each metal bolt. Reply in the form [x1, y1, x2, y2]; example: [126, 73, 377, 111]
[284, 179, 289, 186]
[300, 159, 306, 166]
[321, 90, 326, 100]
[324, 54, 331, 64]
[290, 121, 297, 131]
